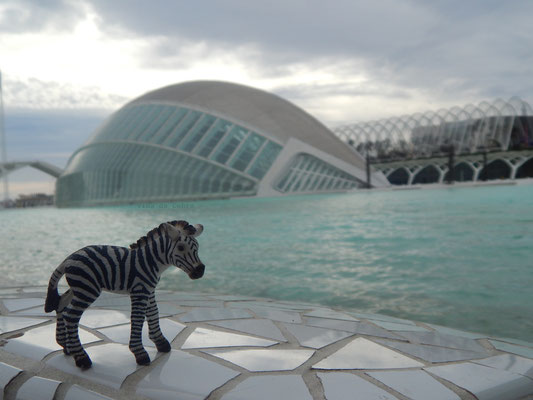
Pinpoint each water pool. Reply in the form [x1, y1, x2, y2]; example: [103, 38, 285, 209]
[1, 183, 532, 341]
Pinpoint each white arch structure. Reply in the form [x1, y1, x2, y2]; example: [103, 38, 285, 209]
[334, 97, 533, 185]
[0, 161, 63, 179]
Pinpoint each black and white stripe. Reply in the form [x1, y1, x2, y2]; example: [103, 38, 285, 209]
[44, 220, 204, 369]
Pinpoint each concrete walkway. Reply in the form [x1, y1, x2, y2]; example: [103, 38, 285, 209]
[1, 286, 532, 399]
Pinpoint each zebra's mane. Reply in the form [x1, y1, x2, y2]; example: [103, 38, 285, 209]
[129, 220, 196, 249]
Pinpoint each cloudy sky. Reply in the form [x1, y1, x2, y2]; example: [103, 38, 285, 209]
[1, 0, 532, 197]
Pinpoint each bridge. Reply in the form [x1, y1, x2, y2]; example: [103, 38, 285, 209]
[372, 150, 533, 185]
[0, 161, 64, 179]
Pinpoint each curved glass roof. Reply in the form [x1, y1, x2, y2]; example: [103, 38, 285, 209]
[274, 153, 364, 194]
[56, 142, 258, 206]
[84, 102, 283, 182]
[56, 102, 283, 206]
[129, 81, 367, 170]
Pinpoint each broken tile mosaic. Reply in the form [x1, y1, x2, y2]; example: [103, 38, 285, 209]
[16, 376, 61, 400]
[367, 370, 460, 400]
[221, 375, 312, 400]
[137, 350, 239, 400]
[426, 362, 533, 400]
[204, 348, 315, 371]
[313, 338, 424, 370]
[182, 327, 277, 349]
[318, 372, 399, 400]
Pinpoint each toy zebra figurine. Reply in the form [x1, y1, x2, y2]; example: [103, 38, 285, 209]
[44, 220, 205, 369]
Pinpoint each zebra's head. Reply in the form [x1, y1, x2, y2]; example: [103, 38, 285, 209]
[163, 222, 205, 280]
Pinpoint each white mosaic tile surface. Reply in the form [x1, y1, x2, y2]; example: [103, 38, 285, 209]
[227, 300, 312, 312]
[370, 320, 430, 332]
[318, 372, 399, 400]
[173, 300, 224, 308]
[64, 385, 114, 400]
[303, 308, 359, 321]
[473, 354, 533, 379]
[0, 288, 20, 296]
[1, 286, 532, 400]
[373, 338, 488, 363]
[0, 361, 22, 392]
[16, 376, 61, 400]
[221, 375, 312, 400]
[367, 370, 460, 400]
[425, 323, 487, 339]
[349, 312, 417, 325]
[79, 309, 131, 328]
[11, 305, 50, 317]
[207, 318, 287, 341]
[0, 315, 48, 333]
[493, 336, 533, 348]
[489, 339, 533, 359]
[179, 307, 252, 322]
[426, 362, 533, 400]
[283, 322, 353, 349]
[47, 343, 157, 389]
[137, 350, 239, 400]
[313, 337, 424, 370]
[182, 327, 277, 349]
[304, 316, 403, 340]
[397, 331, 488, 352]
[4, 323, 100, 360]
[247, 306, 302, 323]
[204, 348, 315, 371]
[2, 297, 44, 312]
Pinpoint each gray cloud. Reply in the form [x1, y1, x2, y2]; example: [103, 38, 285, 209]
[2, 0, 532, 132]
[3, 0, 531, 110]
[88, 0, 437, 60]
[4, 77, 128, 110]
[83, 0, 533, 106]
[0, 0, 84, 33]
[5, 108, 106, 167]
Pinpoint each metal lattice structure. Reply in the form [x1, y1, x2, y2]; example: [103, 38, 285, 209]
[333, 97, 533, 161]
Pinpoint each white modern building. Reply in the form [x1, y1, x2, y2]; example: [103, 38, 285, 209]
[56, 81, 388, 207]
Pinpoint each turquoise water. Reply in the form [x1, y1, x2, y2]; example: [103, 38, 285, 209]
[1, 184, 532, 341]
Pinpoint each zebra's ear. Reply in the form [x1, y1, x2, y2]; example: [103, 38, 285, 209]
[192, 224, 204, 237]
[162, 223, 180, 240]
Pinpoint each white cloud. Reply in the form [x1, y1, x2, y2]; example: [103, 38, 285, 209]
[4, 77, 128, 110]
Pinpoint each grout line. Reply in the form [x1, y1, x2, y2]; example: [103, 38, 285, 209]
[205, 372, 248, 400]
[302, 370, 326, 400]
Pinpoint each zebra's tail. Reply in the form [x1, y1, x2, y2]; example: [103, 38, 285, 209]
[44, 262, 67, 313]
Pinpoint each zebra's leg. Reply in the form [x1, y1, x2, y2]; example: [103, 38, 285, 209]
[64, 292, 97, 369]
[56, 289, 73, 355]
[55, 312, 68, 354]
[129, 294, 150, 365]
[146, 293, 171, 353]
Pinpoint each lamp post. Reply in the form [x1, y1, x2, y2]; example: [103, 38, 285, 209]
[440, 144, 455, 184]
[481, 146, 487, 181]
[366, 152, 371, 189]
[0, 70, 9, 205]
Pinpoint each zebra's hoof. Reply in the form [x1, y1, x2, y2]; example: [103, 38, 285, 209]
[75, 356, 92, 369]
[135, 353, 151, 366]
[156, 339, 171, 353]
